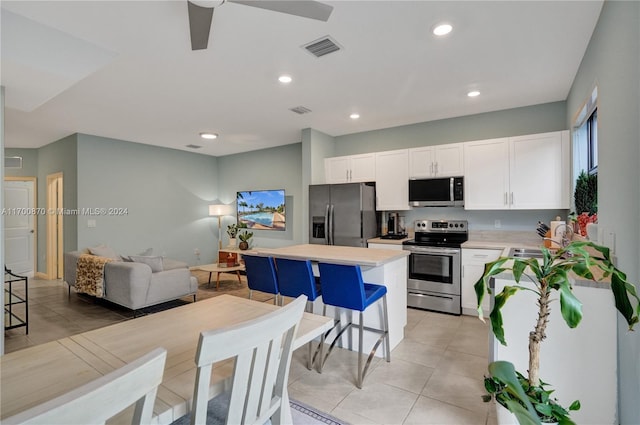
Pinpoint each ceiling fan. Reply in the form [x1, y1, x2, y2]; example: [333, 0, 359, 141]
[187, 0, 334, 50]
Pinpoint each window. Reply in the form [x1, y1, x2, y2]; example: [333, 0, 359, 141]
[586, 109, 597, 174]
[572, 86, 598, 179]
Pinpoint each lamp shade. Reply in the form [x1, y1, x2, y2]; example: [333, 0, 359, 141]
[209, 203, 233, 217]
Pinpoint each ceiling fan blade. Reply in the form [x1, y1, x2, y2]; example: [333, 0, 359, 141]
[187, 1, 215, 50]
[229, 0, 333, 22]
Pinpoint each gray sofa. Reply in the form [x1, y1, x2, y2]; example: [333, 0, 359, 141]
[64, 250, 198, 313]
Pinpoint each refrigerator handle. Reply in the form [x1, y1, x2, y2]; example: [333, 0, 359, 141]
[329, 204, 335, 245]
[324, 204, 330, 245]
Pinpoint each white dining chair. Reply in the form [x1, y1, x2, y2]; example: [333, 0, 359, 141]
[172, 295, 307, 425]
[3, 347, 167, 425]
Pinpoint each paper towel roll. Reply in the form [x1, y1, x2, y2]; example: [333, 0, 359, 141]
[550, 219, 565, 248]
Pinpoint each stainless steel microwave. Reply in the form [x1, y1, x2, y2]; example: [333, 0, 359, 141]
[408, 176, 464, 207]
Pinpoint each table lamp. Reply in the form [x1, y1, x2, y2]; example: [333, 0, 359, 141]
[209, 203, 234, 249]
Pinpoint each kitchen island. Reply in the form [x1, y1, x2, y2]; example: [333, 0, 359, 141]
[253, 244, 409, 354]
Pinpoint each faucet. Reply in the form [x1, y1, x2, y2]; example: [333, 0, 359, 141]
[542, 224, 574, 253]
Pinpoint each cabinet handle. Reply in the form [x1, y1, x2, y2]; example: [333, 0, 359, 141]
[350, 169, 353, 180]
[430, 162, 434, 175]
[510, 192, 514, 205]
[346, 170, 349, 181]
[435, 162, 438, 175]
[473, 254, 489, 258]
[504, 192, 508, 205]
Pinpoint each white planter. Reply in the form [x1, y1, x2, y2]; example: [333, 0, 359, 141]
[227, 238, 237, 248]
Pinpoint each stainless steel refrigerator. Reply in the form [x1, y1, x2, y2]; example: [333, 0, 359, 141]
[309, 182, 378, 247]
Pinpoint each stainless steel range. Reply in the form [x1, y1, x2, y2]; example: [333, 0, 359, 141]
[402, 219, 468, 315]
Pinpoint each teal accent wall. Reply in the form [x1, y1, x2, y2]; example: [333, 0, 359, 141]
[217, 143, 302, 248]
[334, 101, 567, 155]
[76, 135, 219, 265]
[566, 2, 640, 422]
[36, 134, 78, 273]
[4, 148, 38, 177]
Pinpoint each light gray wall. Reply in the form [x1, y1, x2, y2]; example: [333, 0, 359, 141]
[4, 148, 38, 177]
[36, 134, 78, 273]
[76, 135, 219, 265]
[217, 143, 302, 248]
[566, 2, 640, 423]
[334, 101, 567, 155]
[1, 86, 5, 354]
[331, 101, 568, 232]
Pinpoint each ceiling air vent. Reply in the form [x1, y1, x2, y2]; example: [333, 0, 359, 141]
[289, 106, 312, 115]
[302, 36, 341, 58]
[186, 144, 202, 149]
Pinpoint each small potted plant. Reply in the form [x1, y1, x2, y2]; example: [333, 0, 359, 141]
[226, 224, 238, 247]
[475, 240, 639, 424]
[238, 230, 253, 250]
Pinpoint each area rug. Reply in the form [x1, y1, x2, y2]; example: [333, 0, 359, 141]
[290, 399, 349, 425]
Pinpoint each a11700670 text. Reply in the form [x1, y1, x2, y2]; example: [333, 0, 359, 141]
[1, 208, 129, 216]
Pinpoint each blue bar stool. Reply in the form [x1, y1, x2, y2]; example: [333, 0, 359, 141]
[275, 258, 322, 369]
[317, 263, 390, 388]
[242, 255, 279, 305]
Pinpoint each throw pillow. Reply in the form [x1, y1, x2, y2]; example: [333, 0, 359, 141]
[88, 245, 120, 261]
[121, 248, 153, 262]
[129, 255, 164, 273]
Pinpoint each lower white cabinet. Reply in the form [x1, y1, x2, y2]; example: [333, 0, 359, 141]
[461, 248, 503, 316]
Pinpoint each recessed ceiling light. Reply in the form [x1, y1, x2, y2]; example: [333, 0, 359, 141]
[432, 23, 453, 36]
[200, 132, 218, 140]
[467, 90, 481, 97]
[278, 75, 292, 84]
[350, 113, 360, 120]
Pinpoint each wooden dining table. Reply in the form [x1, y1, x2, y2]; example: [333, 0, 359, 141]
[0, 295, 333, 424]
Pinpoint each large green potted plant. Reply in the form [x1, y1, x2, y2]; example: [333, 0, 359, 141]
[475, 241, 639, 424]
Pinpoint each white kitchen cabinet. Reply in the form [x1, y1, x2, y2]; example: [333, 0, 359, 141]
[461, 248, 503, 316]
[464, 131, 569, 210]
[509, 131, 570, 209]
[463, 138, 510, 209]
[409, 143, 464, 178]
[325, 153, 375, 184]
[375, 149, 410, 211]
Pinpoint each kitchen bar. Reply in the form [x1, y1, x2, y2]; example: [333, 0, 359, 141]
[253, 244, 409, 354]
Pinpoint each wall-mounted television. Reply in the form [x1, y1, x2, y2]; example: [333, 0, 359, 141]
[237, 189, 285, 231]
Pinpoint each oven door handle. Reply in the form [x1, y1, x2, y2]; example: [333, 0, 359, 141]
[406, 246, 460, 255]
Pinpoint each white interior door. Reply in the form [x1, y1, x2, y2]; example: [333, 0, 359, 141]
[4, 179, 36, 276]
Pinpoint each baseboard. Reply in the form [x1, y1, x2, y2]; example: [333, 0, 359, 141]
[35, 272, 49, 280]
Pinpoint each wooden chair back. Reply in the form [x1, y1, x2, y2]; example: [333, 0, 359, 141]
[189, 295, 307, 425]
[4, 348, 167, 425]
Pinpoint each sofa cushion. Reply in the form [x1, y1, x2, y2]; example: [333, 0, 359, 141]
[162, 258, 188, 271]
[88, 245, 121, 261]
[129, 255, 164, 273]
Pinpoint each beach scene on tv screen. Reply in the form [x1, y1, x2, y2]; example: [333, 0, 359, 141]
[237, 190, 285, 231]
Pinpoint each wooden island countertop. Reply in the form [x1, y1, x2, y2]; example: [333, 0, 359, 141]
[253, 244, 409, 267]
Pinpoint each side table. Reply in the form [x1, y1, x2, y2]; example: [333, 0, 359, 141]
[195, 263, 245, 290]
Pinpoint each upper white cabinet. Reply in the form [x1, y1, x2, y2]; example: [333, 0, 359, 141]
[375, 149, 410, 211]
[409, 143, 464, 178]
[464, 131, 569, 210]
[509, 131, 570, 209]
[325, 153, 375, 184]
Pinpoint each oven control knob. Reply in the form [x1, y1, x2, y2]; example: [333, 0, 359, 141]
[460, 223, 464, 228]
[449, 223, 453, 227]
[455, 223, 459, 228]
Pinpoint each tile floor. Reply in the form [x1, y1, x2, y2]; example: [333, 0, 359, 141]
[4, 278, 496, 425]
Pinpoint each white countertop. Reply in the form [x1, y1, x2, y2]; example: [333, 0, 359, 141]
[253, 244, 409, 267]
[367, 237, 410, 245]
